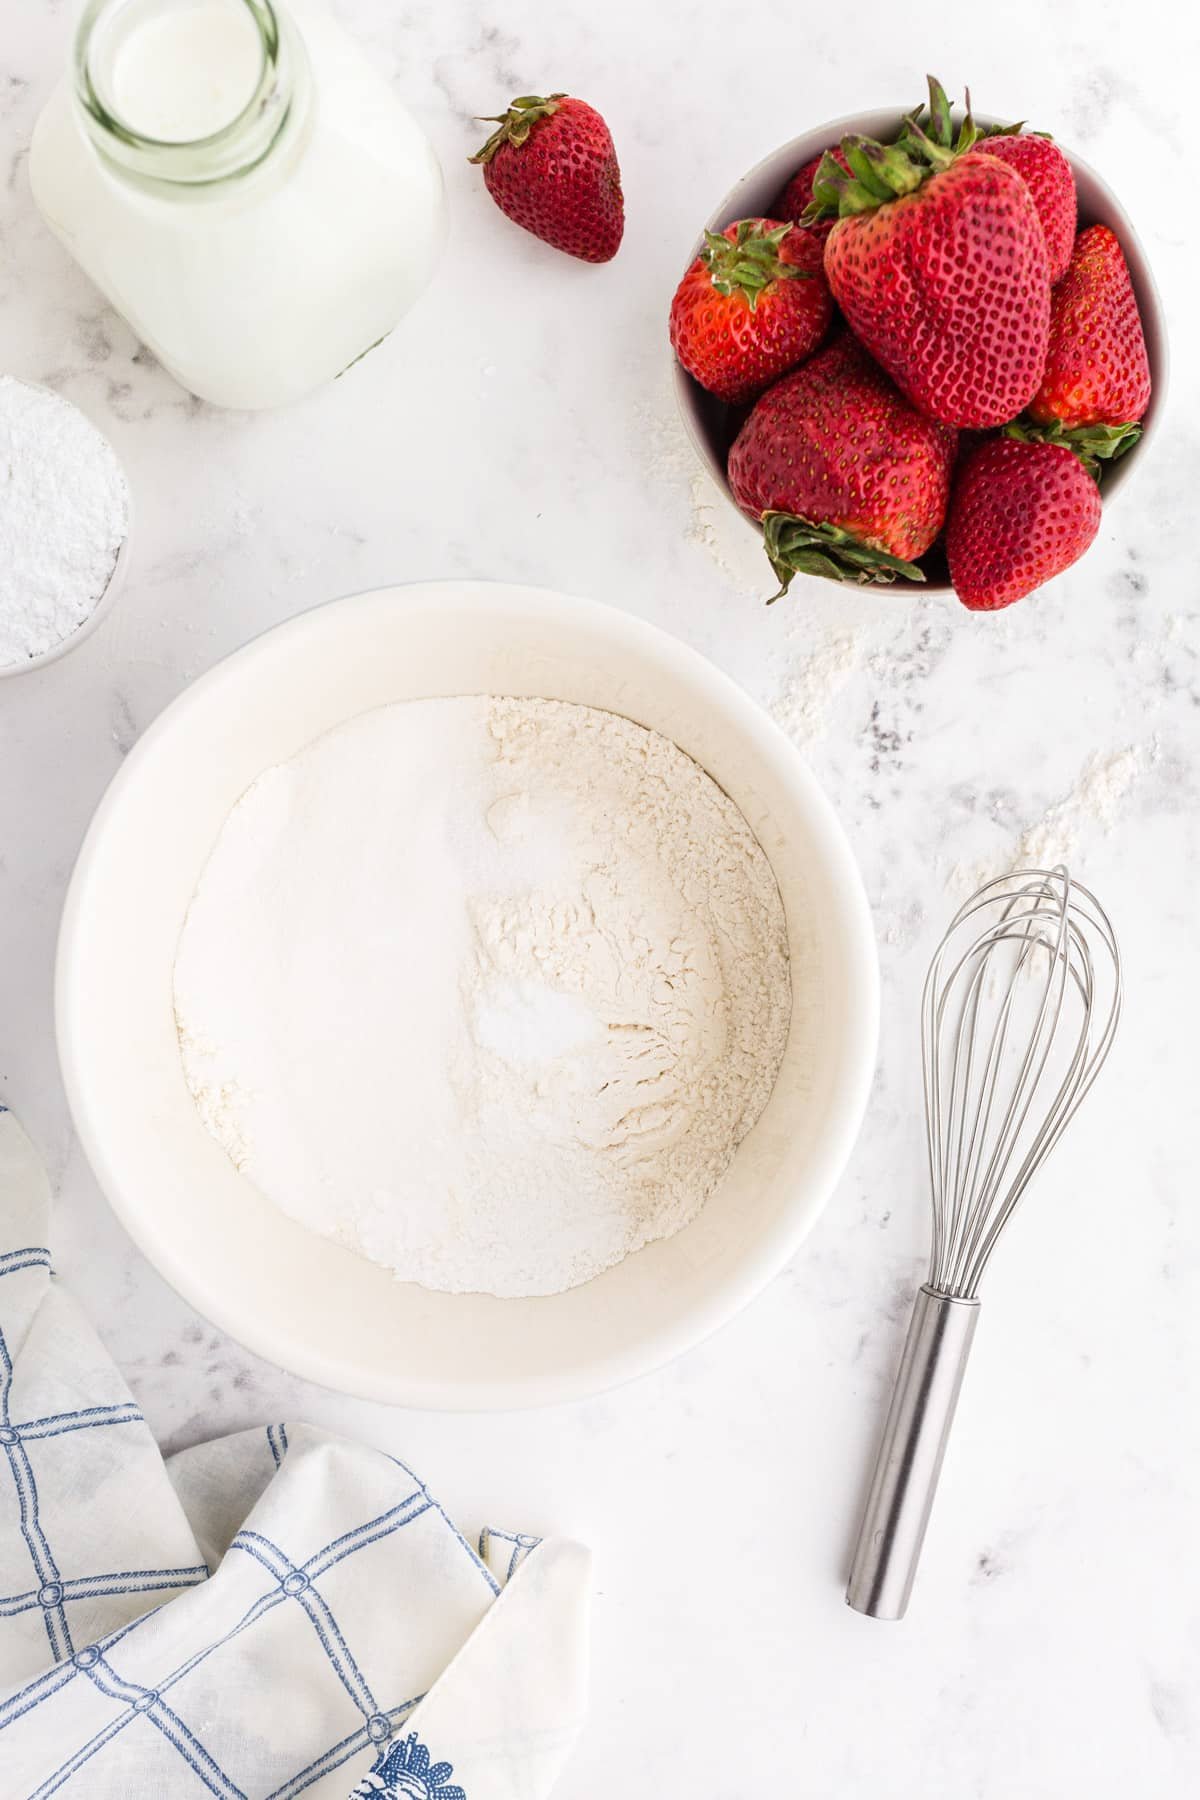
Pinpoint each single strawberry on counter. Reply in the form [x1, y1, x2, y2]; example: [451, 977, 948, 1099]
[1029, 223, 1151, 429]
[670, 219, 832, 405]
[946, 434, 1101, 610]
[977, 131, 1076, 284]
[727, 335, 957, 595]
[805, 77, 1051, 429]
[470, 93, 623, 262]
[775, 147, 851, 241]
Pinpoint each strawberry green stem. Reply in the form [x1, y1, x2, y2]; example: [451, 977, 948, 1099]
[762, 512, 926, 599]
[803, 74, 981, 224]
[700, 221, 808, 307]
[1003, 417, 1143, 480]
[469, 93, 566, 164]
[924, 73, 954, 146]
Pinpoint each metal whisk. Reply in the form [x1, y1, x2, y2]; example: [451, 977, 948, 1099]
[846, 867, 1122, 1620]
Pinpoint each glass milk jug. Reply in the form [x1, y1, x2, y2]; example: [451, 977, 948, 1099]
[30, 0, 445, 409]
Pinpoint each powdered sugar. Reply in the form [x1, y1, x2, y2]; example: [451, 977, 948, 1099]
[173, 696, 791, 1298]
[0, 377, 128, 668]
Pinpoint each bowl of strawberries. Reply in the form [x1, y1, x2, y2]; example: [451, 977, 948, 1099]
[670, 78, 1165, 611]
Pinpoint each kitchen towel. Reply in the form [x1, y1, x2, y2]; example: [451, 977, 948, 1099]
[0, 1109, 590, 1799]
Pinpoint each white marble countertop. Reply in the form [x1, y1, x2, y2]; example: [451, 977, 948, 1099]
[2, 1, 1199, 1793]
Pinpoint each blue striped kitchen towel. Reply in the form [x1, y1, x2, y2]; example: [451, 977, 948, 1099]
[0, 1110, 590, 1799]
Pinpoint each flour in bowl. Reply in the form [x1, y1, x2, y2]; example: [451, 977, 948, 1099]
[173, 697, 791, 1297]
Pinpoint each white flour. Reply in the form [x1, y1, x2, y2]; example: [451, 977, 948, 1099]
[0, 377, 128, 667]
[948, 744, 1150, 894]
[771, 629, 869, 748]
[173, 696, 791, 1297]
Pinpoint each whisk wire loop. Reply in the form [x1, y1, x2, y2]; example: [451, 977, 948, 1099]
[951, 912, 1068, 1292]
[922, 867, 1121, 1300]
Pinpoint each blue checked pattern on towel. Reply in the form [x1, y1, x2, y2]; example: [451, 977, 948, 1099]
[0, 1110, 588, 1800]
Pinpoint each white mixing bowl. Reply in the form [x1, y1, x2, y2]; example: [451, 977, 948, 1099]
[57, 582, 878, 1409]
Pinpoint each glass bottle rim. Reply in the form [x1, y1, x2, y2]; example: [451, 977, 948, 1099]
[73, 0, 298, 185]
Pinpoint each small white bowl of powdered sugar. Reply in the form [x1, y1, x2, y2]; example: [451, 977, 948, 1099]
[57, 581, 878, 1408]
[0, 377, 130, 675]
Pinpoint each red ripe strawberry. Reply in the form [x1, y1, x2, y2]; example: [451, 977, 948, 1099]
[470, 93, 623, 262]
[810, 79, 1051, 428]
[977, 133, 1076, 284]
[775, 147, 851, 242]
[946, 435, 1101, 609]
[1029, 224, 1151, 428]
[670, 219, 832, 405]
[727, 335, 957, 594]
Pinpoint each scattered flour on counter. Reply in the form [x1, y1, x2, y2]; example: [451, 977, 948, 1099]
[949, 744, 1152, 894]
[173, 697, 792, 1298]
[0, 376, 128, 667]
[771, 629, 869, 748]
[632, 392, 693, 485]
[632, 379, 762, 592]
[686, 468, 766, 594]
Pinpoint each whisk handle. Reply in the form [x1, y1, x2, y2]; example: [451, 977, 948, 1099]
[846, 1285, 979, 1621]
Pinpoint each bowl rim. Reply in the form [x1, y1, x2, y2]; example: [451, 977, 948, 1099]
[672, 107, 1169, 598]
[55, 579, 881, 1409]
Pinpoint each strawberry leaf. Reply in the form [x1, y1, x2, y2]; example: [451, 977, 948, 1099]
[840, 137, 899, 200]
[804, 149, 874, 221]
[802, 75, 980, 220]
[700, 221, 809, 307]
[925, 74, 954, 148]
[1003, 417, 1142, 480]
[762, 511, 927, 599]
[469, 93, 565, 164]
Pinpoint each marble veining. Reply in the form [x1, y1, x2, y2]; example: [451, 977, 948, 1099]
[1, 1, 1198, 1794]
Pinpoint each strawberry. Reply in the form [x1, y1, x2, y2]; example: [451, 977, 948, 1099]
[976, 132, 1076, 284]
[727, 335, 957, 594]
[946, 435, 1101, 609]
[775, 147, 851, 242]
[806, 78, 1051, 428]
[670, 219, 832, 405]
[1028, 224, 1151, 429]
[470, 93, 623, 262]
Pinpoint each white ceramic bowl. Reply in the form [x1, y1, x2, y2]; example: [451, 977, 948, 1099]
[57, 582, 878, 1409]
[673, 109, 1169, 594]
[0, 449, 130, 680]
[0, 533, 129, 679]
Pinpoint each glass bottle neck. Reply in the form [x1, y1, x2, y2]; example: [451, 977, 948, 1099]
[74, 0, 308, 188]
